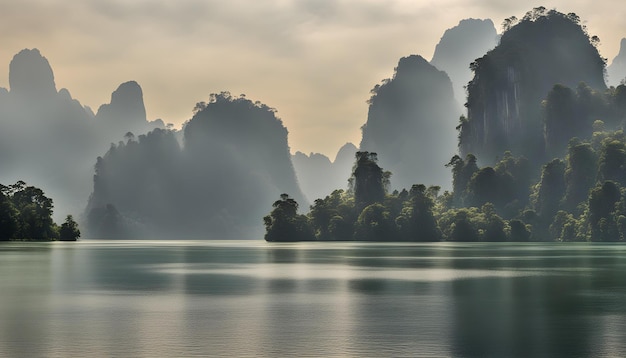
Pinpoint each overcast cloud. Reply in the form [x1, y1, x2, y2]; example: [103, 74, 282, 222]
[0, 0, 624, 156]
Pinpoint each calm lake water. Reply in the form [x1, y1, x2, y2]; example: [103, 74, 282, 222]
[1, 241, 626, 357]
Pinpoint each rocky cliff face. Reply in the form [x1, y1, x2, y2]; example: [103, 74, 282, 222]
[360, 55, 459, 190]
[608, 38, 626, 86]
[460, 9, 606, 165]
[430, 18, 498, 105]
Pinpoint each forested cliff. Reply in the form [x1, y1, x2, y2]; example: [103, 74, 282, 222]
[460, 8, 606, 165]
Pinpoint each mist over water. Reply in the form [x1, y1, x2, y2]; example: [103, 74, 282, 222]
[2, 241, 626, 357]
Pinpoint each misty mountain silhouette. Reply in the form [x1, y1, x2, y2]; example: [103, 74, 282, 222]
[0, 49, 162, 222]
[96, 80, 164, 143]
[292, 142, 357, 203]
[86, 92, 307, 239]
[360, 54, 459, 190]
[431, 18, 498, 105]
[9, 49, 57, 99]
[292, 152, 333, 203]
[608, 38, 626, 86]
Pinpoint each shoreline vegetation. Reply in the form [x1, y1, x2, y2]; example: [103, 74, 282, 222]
[264, 142, 626, 243]
[0, 181, 80, 242]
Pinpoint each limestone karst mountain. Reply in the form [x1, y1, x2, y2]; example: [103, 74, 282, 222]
[459, 8, 606, 165]
[360, 55, 459, 190]
[430, 18, 498, 105]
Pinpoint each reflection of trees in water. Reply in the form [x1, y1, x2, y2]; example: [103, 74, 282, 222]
[64, 243, 626, 356]
[447, 246, 626, 357]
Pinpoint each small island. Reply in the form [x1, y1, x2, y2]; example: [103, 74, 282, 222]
[0, 181, 80, 241]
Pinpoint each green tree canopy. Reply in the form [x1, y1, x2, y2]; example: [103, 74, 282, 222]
[59, 215, 81, 241]
[264, 194, 314, 242]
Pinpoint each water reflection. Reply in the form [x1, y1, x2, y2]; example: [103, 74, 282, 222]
[448, 245, 626, 357]
[0, 243, 53, 357]
[1, 241, 626, 356]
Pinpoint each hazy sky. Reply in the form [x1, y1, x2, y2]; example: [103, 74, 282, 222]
[1, 0, 625, 157]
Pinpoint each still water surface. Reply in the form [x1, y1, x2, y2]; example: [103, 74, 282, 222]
[1, 241, 626, 357]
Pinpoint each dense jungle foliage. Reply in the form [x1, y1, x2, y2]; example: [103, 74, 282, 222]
[0, 181, 80, 241]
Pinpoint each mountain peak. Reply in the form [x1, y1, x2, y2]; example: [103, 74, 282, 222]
[9, 48, 57, 97]
[397, 54, 429, 68]
[96, 81, 147, 125]
[430, 18, 497, 104]
[111, 81, 143, 105]
[334, 142, 357, 163]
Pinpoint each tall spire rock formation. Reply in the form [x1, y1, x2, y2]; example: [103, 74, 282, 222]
[608, 38, 626, 86]
[360, 55, 459, 190]
[460, 8, 606, 165]
[430, 18, 498, 105]
[9, 49, 57, 98]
